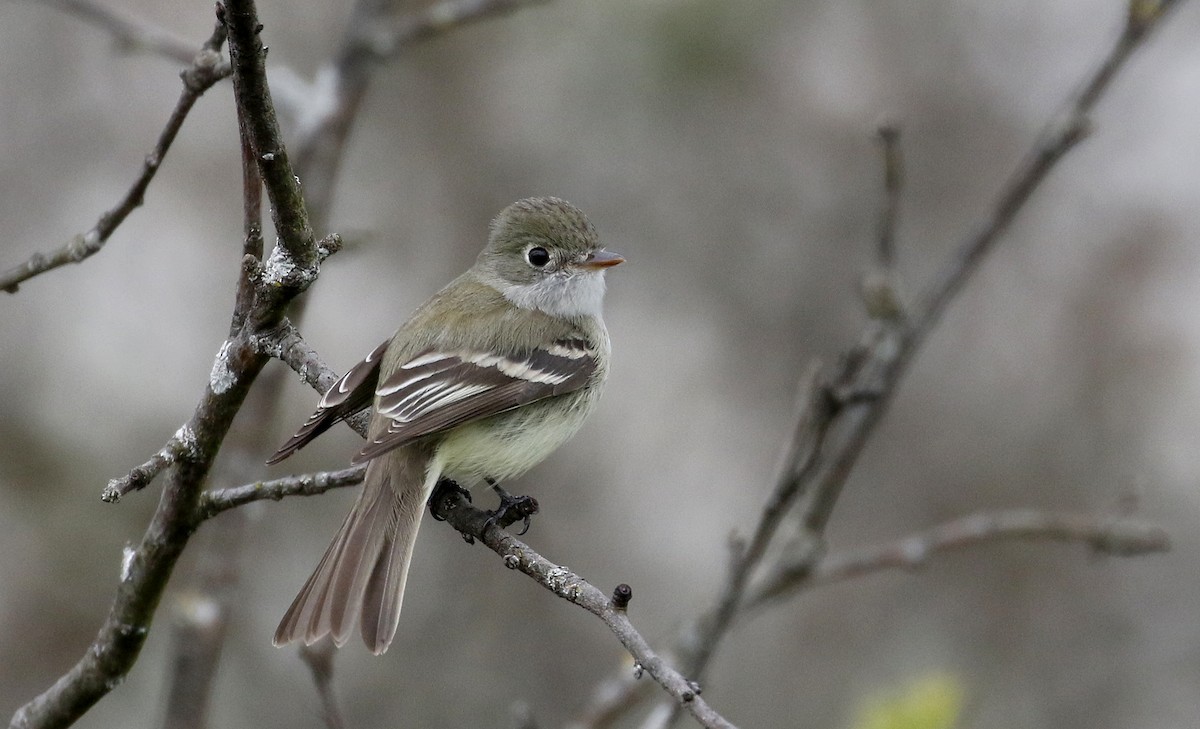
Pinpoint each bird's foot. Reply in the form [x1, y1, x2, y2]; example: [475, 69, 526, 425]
[485, 480, 539, 535]
[429, 478, 471, 521]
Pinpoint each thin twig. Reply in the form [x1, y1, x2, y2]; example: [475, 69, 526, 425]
[745, 509, 1172, 611]
[369, 0, 551, 58]
[0, 22, 230, 294]
[101, 426, 196, 502]
[430, 491, 738, 729]
[37, 0, 199, 64]
[198, 465, 365, 519]
[859, 122, 907, 322]
[874, 121, 902, 269]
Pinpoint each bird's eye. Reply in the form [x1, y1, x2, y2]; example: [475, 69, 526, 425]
[527, 246, 551, 267]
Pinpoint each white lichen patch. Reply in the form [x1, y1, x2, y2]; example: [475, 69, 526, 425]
[173, 424, 199, 459]
[545, 565, 578, 598]
[209, 340, 236, 394]
[262, 244, 297, 285]
[120, 545, 136, 582]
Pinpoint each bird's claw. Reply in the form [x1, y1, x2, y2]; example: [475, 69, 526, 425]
[484, 483, 539, 535]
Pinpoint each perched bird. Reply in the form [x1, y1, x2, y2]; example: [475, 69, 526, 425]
[268, 197, 622, 654]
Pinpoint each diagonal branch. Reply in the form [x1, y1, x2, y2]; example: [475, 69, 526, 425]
[0, 22, 230, 294]
[430, 490, 737, 729]
[10, 3, 325, 726]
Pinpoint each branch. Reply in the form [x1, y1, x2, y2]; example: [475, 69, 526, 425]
[797, 0, 1188, 542]
[596, 4, 1188, 726]
[251, 321, 370, 436]
[198, 465, 365, 519]
[101, 426, 196, 502]
[745, 509, 1172, 611]
[0, 21, 230, 294]
[369, 0, 551, 58]
[429, 491, 738, 729]
[222, 0, 319, 296]
[37, 0, 199, 65]
[11, 4, 324, 726]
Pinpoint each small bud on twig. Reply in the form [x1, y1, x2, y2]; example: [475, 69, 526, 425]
[611, 583, 632, 610]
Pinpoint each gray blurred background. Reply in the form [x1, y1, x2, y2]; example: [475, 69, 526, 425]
[3, 1, 1200, 727]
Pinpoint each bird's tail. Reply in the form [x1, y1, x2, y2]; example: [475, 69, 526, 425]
[274, 448, 433, 655]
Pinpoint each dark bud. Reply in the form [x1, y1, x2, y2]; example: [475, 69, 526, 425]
[611, 583, 632, 610]
[687, 680, 703, 696]
[254, 23, 264, 33]
[215, 3, 225, 22]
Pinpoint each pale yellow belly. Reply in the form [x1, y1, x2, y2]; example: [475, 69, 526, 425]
[432, 388, 598, 486]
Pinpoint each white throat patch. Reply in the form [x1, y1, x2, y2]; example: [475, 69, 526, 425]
[500, 270, 607, 319]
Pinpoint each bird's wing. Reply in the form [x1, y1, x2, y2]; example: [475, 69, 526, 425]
[266, 338, 391, 465]
[352, 337, 598, 464]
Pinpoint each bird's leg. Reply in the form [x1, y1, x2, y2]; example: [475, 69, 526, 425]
[430, 478, 477, 543]
[429, 478, 472, 521]
[484, 477, 539, 535]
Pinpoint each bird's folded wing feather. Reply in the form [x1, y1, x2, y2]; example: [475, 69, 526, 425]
[352, 337, 598, 464]
[266, 338, 391, 465]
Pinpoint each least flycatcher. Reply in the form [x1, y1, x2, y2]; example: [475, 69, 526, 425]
[268, 197, 622, 654]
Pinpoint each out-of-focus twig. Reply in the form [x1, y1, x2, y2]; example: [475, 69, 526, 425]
[158, 514, 244, 729]
[371, 0, 551, 58]
[745, 509, 1172, 611]
[37, 0, 199, 64]
[299, 642, 346, 729]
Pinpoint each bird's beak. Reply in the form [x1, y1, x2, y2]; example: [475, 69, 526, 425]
[582, 250, 625, 269]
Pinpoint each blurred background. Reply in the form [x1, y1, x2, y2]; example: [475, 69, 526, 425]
[3, 0, 1200, 727]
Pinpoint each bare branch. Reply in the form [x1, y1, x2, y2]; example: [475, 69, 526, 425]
[223, 0, 319, 303]
[746, 509, 1171, 611]
[430, 490, 738, 729]
[252, 322, 369, 435]
[37, 0, 199, 65]
[874, 121, 902, 269]
[11, 4, 325, 725]
[0, 21, 230, 294]
[101, 425, 197, 502]
[802, 0, 1188, 546]
[198, 465, 365, 519]
[859, 122, 907, 322]
[370, 0, 551, 58]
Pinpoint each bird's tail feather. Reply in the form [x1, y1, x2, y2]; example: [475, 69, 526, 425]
[274, 449, 432, 655]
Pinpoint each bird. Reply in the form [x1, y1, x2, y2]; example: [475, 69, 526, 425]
[267, 197, 622, 654]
